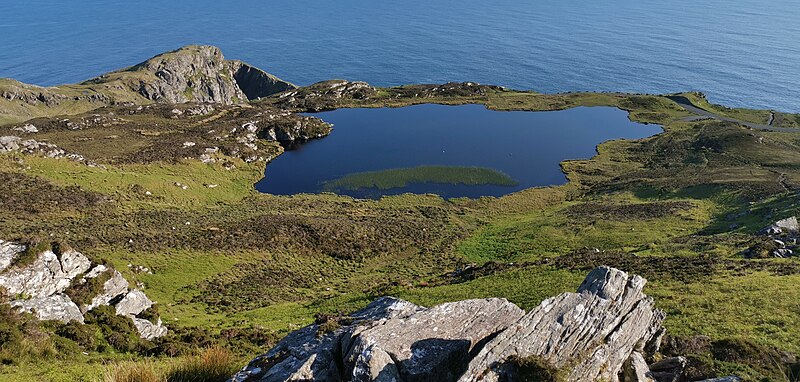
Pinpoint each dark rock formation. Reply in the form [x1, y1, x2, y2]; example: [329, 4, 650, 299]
[230, 267, 672, 382]
[231, 60, 296, 100]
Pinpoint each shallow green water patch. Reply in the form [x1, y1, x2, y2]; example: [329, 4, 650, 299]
[321, 165, 518, 192]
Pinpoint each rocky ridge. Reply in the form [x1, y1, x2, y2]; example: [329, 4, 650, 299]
[230, 267, 736, 382]
[0, 239, 166, 340]
[0, 45, 296, 123]
[84, 45, 295, 104]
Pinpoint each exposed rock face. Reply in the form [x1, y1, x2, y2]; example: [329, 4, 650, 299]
[133, 317, 169, 340]
[0, 239, 166, 338]
[230, 267, 666, 382]
[230, 297, 423, 382]
[82, 266, 129, 312]
[85, 45, 296, 105]
[11, 294, 84, 323]
[1, 45, 296, 124]
[462, 267, 664, 382]
[0, 243, 91, 298]
[747, 216, 799, 258]
[0, 240, 25, 271]
[347, 298, 524, 382]
[115, 289, 154, 316]
[230, 60, 296, 100]
[0, 135, 91, 164]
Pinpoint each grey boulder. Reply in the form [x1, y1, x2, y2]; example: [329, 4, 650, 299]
[459, 266, 665, 382]
[115, 289, 154, 316]
[11, 294, 84, 323]
[0, 245, 91, 298]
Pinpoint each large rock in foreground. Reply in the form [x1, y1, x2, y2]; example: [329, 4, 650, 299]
[460, 267, 665, 382]
[230, 266, 665, 382]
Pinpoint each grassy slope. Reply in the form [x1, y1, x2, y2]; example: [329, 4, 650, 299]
[1, 89, 799, 380]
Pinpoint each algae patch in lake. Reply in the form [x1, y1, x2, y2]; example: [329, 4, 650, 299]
[256, 104, 662, 198]
[322, 166, 519, 192]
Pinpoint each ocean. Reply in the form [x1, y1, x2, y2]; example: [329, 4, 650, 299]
[1, 0, 798, 112]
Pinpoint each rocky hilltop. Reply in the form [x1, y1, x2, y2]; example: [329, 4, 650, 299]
[0, 45, 295, 124]
[230, 267, 733, 382]
[0, 239, 166, 340]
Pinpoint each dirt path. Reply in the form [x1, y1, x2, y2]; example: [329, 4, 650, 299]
[667, 96, 799, 133]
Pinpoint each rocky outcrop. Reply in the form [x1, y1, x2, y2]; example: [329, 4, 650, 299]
[347, 298, 524, 382]
[745, 216, 799, 258]
[461, 266, 664, 382]
[231, 297, 423, 382]
[11, 294, 84, 323]
[231, 267, 671, 382]
[760, 216, 798, 236]
[1, 45, 295, 124]
[230, 60, 296, 100]
[133, 317, 169, 340]
[82, 265, 129, 312]
[0, 135, 95, 165]
[115, 289, 153, 316]
[0, 239, 166, 339]
[0, 243, 91, 299]
[274, 80, 378, 111]
[84, 45, 295, 105]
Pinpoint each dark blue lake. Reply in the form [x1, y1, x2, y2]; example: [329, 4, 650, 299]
[255, 105, 662, 199]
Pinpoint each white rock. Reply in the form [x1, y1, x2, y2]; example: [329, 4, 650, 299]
[0, 246, 91, 298]
[11, 294, 84, 323]
[115, 289, 153, 316]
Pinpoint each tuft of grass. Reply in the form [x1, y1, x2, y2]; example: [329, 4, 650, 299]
[508, 354, 567, 382]
[165, 347, 240, 382]
[104, 361, 164, 382]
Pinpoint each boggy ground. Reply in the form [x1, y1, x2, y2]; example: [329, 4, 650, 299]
[1, 80, 800, 381]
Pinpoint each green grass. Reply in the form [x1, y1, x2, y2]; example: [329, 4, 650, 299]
[321, 165, 518, 192]
[649, 270, 800, 354]
[394, 267, 585, 310]
[2, 77, 800, 380]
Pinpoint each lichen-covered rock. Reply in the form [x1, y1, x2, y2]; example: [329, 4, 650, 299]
[230, 267, 665, 382]
[83, 266, 129, 312]
[460, 266, 665, 382]
[274, 80, 378, 111]
[0, 245, 91, 298]
[622, 352, 656, 382]
[11, 294, 84, 323]
[0, 239, 166, 339]
[230, 297, 423, 382]
[133, 317, 169, 340]
[0, 240, 25, 271]
[115, 289, 154, 316]
[347, 298, 524, 382]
